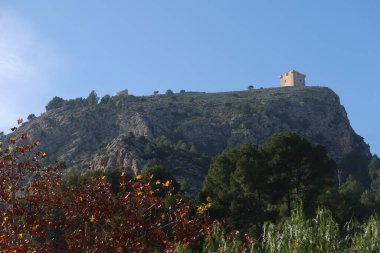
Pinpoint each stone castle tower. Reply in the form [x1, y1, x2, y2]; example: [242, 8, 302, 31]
[279, 70, 306, 87]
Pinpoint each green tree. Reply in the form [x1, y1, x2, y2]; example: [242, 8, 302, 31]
[156, 136, 172, 158]
[144, 143, 154, 158]
[339, 175, 368, 220]
[165, 89, 174, 96]
[361, 155, 380, 211]
[264, 133, 336, 216]
[339, 149, 371, 187]
[202, 144, 273, 233]
[66, 97, 87, 107]
[202, 133, 336, 231]
[27, 114, 36, 120]
[86, 90, 99, 106]
[46, 96, 65, 110]
[100, 94, 111, 105]
[369, 155, 380, 180]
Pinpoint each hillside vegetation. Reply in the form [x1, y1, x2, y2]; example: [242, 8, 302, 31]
[9, 86, 369, 193]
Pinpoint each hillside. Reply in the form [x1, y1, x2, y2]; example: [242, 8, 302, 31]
[11, 86, 370, 192]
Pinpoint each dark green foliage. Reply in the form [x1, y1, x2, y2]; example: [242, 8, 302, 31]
[86, 90, 99, 106]
[338, 175, 368, 220]
[202, 133, 336, 231]
[46, 96, 65, 110]
[360, 155, 380, 211]
[165, 89, 174, 96]
[100, 94, 111, 105]
[369, 155, 380, 180]
[156, 136, 173, 158]
[65, 97, 87, 108]
[144, 143, 154, 158]
[341, 176, 365, 200]
[203, 144, 274, 233]
[264, 133, 336, 216]
[141, 165, 180, 193]
[339, 149, 371, 187]
[27, 113, 36, 120]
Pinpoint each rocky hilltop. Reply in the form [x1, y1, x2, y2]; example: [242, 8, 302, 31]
[12, 86, 370, 192]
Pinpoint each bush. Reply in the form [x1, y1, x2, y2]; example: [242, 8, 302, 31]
[65, 98, 80, 108]
[27, 113, 36, 120]
[166, 89, 174, 96]
[46, 96, 65, 110]
[100, 94, 111, 105]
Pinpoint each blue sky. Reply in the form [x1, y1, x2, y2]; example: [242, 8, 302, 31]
[0, 1, 379, 155]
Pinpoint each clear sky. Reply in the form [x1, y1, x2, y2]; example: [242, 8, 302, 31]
[0, 0, 379, 155]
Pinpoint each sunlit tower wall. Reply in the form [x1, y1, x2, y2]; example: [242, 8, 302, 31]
[279, 70, 306, 87]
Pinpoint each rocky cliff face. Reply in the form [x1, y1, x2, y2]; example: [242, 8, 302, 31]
[12, 86, 370, 192]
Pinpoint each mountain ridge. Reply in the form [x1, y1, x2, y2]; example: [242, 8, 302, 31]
[9, 86, 370, 192]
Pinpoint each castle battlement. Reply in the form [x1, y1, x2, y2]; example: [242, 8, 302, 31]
[115, 89, 129, 96]
[280, 70, 306, 87]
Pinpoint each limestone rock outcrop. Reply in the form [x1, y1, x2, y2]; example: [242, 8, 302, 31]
[13, 86, 370, 192]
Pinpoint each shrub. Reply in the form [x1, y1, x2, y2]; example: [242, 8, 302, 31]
[27, 113, 36, 120]
[46, 96, 65, 110]
[166, 89, 174, 96]
[100, 94, 111, 105]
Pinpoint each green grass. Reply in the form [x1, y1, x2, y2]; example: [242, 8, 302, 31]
[175, 205, 380, 253]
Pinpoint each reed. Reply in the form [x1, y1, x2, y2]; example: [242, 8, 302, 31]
[175, 205, 380, 253]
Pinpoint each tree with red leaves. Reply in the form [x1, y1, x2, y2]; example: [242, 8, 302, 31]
[0, 120, 214, 252]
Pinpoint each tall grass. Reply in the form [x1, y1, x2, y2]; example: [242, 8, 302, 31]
[175, 206, 380, 253]
[349, 215, 380, 252]
[261, 207, 340, 253]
